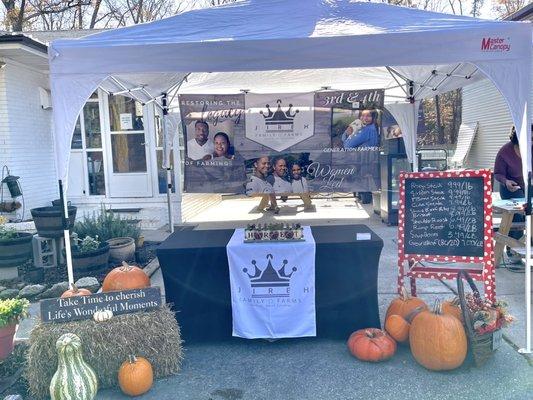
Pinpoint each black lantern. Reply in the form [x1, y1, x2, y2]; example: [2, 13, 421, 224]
[1, 174, 22, 198]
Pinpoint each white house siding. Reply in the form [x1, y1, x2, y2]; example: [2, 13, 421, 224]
[462, 55, 533, 186]
[462, 79, 513, 173]
[0, 68, 8, 173]
[2, 61, 57, 218]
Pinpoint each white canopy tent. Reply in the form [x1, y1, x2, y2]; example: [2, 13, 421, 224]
[48, 0, 532, 350]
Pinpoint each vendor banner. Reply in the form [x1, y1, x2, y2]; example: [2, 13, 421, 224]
[226, 227, 316, 339]
[179, 89, 384, 194]
[180, 94, 247, 193]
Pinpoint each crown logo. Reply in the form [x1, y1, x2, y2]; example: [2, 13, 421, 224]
[243, 254, 297, 298]
[260, 99, 299, 132]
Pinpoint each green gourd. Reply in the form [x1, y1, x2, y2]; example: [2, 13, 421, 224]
[50, 333, 98, 400]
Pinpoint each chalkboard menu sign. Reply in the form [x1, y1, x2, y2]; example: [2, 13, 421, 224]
[398, 170, 492, 260]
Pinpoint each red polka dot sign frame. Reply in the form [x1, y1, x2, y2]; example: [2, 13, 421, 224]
[397, 169, 495, 302]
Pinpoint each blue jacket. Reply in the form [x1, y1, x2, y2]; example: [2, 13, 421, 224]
[342, 124, 379, 148]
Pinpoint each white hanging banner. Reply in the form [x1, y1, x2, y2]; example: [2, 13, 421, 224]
[226, 227, 316, 339]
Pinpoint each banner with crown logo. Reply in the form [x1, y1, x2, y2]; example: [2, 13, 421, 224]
[226, 227, 316, 339]
[245, 93, 315, 152]
[179, 89, 384, 194]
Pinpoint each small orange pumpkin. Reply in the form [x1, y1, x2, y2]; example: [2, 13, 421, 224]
[409, 299, 467, 371]
[102, 262, 150, 293]
[385, 286, 428, 320]
[61, 283, 92, 298]
[384, 306, 425, 343]
[442, 297, 463, 323]
[347, 328, 397, 362]
[385, 315, 410, 343]
[118, 355, 153, 396]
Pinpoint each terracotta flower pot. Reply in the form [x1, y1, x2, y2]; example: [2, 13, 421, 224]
[107, 237, 136, 264]
[0, 323, 17, 360]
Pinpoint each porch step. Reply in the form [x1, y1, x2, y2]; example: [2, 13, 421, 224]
[106, 208, 142, 214]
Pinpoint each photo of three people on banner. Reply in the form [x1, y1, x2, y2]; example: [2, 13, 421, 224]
[186, 120, 235, 161]
[246, 155, 313, 214]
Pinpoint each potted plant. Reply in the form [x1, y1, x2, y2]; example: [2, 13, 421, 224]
[74, 206, 140, 264]
[71, 235, 110, 274]
[107, 237, 136, 263]
[0, 297, 29, 360]
[0, 220, 33, 268]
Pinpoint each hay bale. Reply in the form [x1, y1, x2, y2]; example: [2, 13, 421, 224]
[26, 305, 182, 399]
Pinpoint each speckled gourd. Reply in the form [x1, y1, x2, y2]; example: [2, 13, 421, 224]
[50, 333, 98, 400]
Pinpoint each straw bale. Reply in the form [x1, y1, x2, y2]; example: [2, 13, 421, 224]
[26, 305, 182, 399]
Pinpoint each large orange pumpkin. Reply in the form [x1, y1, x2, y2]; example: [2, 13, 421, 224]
[61, 284, 92, 298]
[385, 286, 428, 320]
[442, 297, 463, 323]
[102, 262, 150, 292]
[118, 355, 153, 396]
[409, 299, 467, 371]
[384, 306, 424, 343]
[347, 328, 397, 362]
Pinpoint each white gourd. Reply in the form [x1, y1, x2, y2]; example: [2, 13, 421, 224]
[93, 309, 113, 322]
[50, 333, 98, 400]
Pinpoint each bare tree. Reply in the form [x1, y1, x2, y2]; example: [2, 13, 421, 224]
[471, 0, 484, 16]
[1, 0, 216, 31]
[492, 0, 527, 18]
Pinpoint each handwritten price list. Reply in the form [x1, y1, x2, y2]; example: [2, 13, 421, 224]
[404, 177, 484, 257]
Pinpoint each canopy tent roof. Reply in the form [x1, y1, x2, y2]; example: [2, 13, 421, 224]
[49, 0, 531, 184]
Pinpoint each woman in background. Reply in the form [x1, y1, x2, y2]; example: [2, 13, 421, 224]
[494, 126, 525, 269]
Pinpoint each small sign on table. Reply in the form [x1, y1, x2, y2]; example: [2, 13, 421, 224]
[40, 287, 162, 323]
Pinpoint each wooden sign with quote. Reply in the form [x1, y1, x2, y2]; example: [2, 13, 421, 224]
[40, 287, 162, 323]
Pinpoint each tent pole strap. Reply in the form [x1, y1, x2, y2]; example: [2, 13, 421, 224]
[58, 179, 74, 285]
[162, 93, 174, 234]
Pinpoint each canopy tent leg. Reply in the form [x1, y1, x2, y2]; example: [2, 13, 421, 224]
[162, 94, 174, 234]
[519, 174, 532, 354]
[58, 180, 74, 285]
[518, 214, 532, 353]
[166, 168, 174, 234]
[411, 100, 418, 172]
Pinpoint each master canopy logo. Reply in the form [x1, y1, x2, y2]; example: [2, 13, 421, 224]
[481, 37, 511, 52]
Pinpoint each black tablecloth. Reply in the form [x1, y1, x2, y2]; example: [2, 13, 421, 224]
[157, 225, 383, 341]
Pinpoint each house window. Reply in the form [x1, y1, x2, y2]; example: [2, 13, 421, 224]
[70, 92, 105, 196]
[109, 95, 144, 131]
[154, 113, 176, 194]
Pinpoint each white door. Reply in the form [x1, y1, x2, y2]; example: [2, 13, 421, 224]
[104, 95, 153, 198]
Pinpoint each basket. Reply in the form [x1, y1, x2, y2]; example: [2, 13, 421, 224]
[457, 270, 502, 367]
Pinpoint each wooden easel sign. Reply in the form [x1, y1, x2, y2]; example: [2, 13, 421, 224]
[397, 169, 495, 301]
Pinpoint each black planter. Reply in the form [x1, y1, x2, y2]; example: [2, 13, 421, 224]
[24, 268, 44, 284]
[71, 242, 110, 274]
[0, 232, 33, 268]
[51, 199, 72, 207]
[31, 206, 77, 238]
